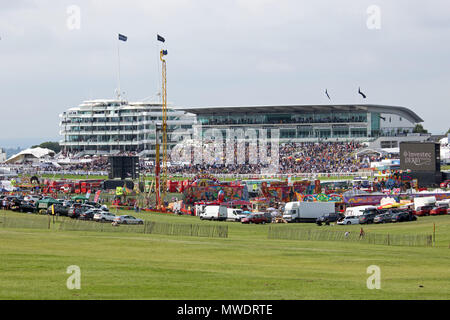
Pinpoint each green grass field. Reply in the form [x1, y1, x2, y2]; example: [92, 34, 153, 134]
[0, 210, 449, 300]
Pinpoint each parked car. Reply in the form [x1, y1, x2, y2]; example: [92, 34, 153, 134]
[374, 213, 393, 224]
[241, 213, 269, 224]
[316, 213, 343, 226]
[9, 198, 23, 211]
[19, 201, 36, 213]
[263, 212, 273, 223]
[46, 203, 70, 216]
[93, 211, 116, 222]
[440, 180, 450, 188]
[62, 200, 74, 208]
[113, 215, 144, 225]
[358, 211, 380, 224]
[78, 208, 101, 221]
[391, 210, 417, 223]
[413, 205, 433, 216]
[337, 216, 360, 225]
[67, 206, 81, 219]
[429, 204, 449, 216]
[85, 201, 102, 209]
[68, 204, 94, 219]
[23, 195, 41, 202]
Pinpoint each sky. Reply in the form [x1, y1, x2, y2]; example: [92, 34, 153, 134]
[0, 0, 449, 148]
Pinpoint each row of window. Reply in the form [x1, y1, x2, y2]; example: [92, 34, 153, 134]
[199, 112, 369, 126]
[61, 115, 184, 124]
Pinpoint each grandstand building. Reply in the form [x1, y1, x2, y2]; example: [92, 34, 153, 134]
[59, 102, 428, 159]
[180, 104, 425, 145]
[59, 99, 196, 158]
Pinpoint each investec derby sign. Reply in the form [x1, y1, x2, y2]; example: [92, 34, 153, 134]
[403, 151, 432, 167]
[400, 142, 438, 172]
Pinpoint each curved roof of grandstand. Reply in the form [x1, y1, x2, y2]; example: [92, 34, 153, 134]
[179, 104, 423, 123]
[5, 147, 55, 164]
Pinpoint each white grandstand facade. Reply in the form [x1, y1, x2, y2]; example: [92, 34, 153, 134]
[59, 99, 196, 158]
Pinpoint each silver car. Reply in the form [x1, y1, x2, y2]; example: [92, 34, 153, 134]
[93, 210, 116, 222]
[113, 215, 144, 225]
[337, 215, 361, 225]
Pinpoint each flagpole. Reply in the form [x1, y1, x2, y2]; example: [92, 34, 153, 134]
[117, 37, 121, 100]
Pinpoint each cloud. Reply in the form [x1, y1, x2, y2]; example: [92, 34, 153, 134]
[0, 0, 449, 145]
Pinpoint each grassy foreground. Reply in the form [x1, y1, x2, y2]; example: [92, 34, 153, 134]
[0, 211, 449, 300]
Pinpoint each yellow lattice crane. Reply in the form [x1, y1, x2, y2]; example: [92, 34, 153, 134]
[155, 49, 168, 210]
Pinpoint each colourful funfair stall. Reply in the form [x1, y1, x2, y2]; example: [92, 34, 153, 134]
[259, 180, 321, 203]
[182, 174, 248, 205]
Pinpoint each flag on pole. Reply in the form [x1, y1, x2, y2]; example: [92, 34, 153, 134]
[358, 87, 367, 99]
[157, 34, 165, 43]
[94, 190, 102, 203]
[118, 34, 128, 42]
[162, 50, 168, 56]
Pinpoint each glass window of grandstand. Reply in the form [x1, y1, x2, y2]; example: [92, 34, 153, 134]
[266, 114, 292, 124]
[314, 113, 333, 123]
[280, 129, 296, 139]
[316, 129, 331, 138]
[332, 112, 350, 123]
[380, 141, 398, 148]
[198, 116, 211, 125]
[350, 128, 367, 137]
[207, 115, 223, 125]
[97, 146, 110, 152]
[371, 113, 381, 137]
[297, 127, 313, 138]
[349, 113, 367, 123]
[293, 113, 314, 124]
[332, 128, 349, 138]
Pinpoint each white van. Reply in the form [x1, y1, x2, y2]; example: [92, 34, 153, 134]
[344, 205, 377, 217]
[199, 205, 227, 221]
[414, 196, 436, 211]
[226, 208, 244, 222]
[195, 204, 206, 216]
[283, 201, 336, 223]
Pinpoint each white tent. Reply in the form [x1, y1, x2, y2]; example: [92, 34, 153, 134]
[440, 137, 450, 162]
[0, 180, 15, 192]
[5, 147, 56, 164]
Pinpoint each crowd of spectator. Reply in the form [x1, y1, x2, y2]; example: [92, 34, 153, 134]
[161, 141, 376, 175]
[3, 142, 382, 175]
[278, 142, 374, 174]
